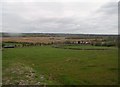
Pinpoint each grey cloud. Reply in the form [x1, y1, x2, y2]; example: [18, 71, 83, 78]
[82, 2, 118, 34]
[2, 1, 118, 34]
[97, 2, 118, 14]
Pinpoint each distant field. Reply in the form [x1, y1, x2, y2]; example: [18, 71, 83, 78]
[2, 45, 118, 85]
[2, 37, 65, 43]
[55, 45, 117, 50]
[2, 37, 97, 44]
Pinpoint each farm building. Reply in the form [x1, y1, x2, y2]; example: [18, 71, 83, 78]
[3, 45, 15, 48]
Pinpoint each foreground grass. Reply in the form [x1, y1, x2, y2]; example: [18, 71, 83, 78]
[2, 45, 118, 85]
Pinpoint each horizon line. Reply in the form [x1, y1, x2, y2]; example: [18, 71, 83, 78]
[0, 32, 119, 35]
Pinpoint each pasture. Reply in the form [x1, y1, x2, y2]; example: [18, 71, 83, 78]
[2, 45, 118, 85]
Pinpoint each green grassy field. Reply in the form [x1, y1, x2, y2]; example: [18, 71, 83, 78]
[2, 45, 118, 85]
[56, 45, 116, 50]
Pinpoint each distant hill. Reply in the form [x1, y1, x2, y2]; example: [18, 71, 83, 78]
[1, 32, 118, 37]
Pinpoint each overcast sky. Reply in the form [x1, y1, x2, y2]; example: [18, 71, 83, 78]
[1, 0, 119, 34]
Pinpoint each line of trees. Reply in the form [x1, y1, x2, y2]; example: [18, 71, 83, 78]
[2, 39, 118, 48]
[2, 41, 63, 48]
[91, 41, 117, 47]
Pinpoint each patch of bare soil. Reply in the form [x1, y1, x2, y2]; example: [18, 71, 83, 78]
[2, 63, 47, 85]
